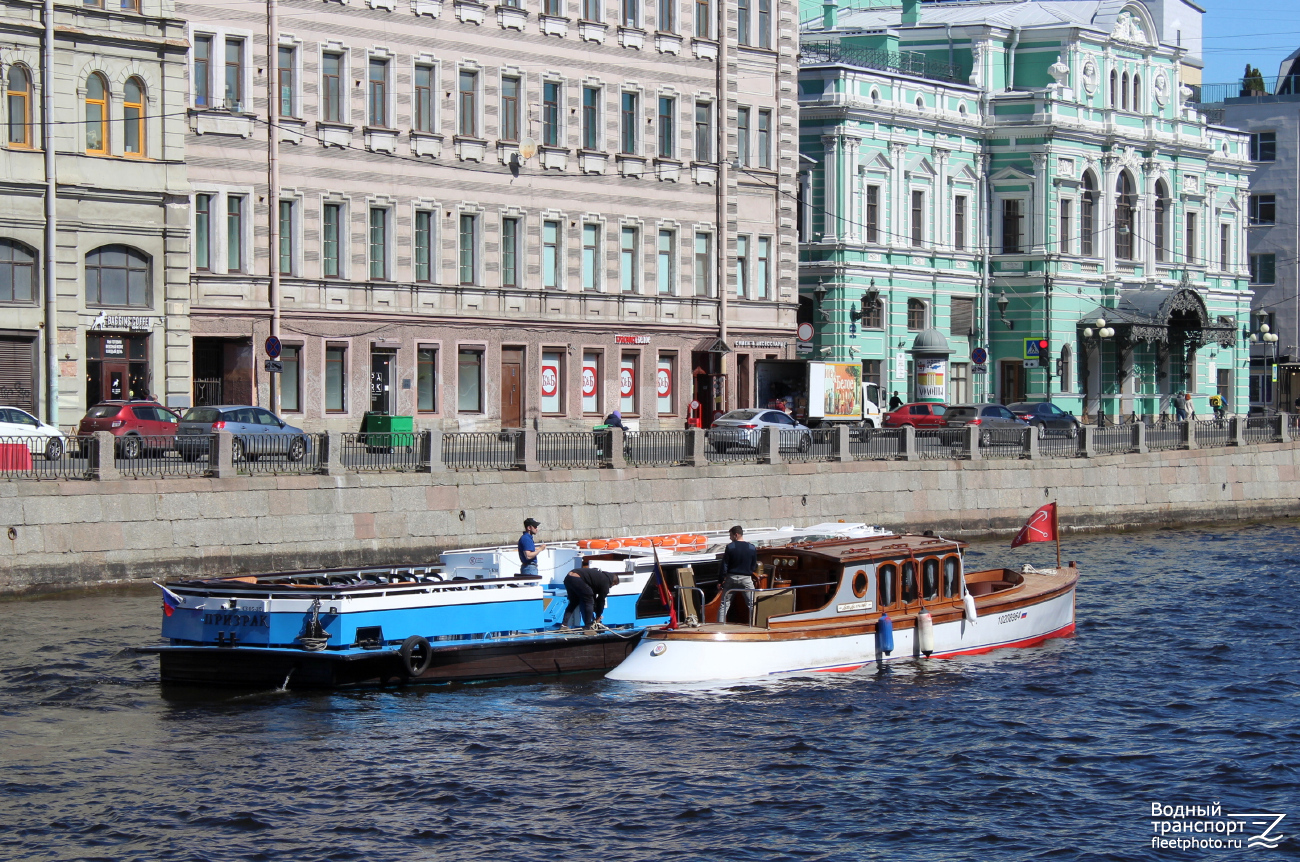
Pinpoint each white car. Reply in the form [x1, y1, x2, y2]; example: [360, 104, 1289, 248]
[707, 409, 812, 453]
[0, 406, 67, 460]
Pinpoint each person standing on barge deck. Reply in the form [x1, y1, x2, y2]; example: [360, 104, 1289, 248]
[717, 526, 759, 624]
[518, 518, 546, 578]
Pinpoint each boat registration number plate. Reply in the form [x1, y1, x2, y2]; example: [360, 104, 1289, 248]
[836, 601, 873, 613]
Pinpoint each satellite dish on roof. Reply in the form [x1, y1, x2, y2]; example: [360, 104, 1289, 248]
[519, 137, 538, 160]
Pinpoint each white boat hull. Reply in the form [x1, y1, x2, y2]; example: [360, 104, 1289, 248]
[606, 586, 1077, 683]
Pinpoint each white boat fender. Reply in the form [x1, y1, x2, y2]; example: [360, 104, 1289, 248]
[917, 609, 935, 657]
[876, 613, 894, 655]
[400, 635, 434, 677]
[963, 591, 978, 624]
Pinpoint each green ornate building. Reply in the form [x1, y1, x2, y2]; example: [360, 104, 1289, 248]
[799, 0, 1254, 419]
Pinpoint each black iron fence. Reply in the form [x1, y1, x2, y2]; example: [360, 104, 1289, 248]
[1193, 419, 1231, 449]
[625, 430, 691, 467]
[0, 435, 92, 480]
[1145, 421, 1184, 452]
[117, 434, 213, 478]
[780, 427, 836, 463]
[1038, 428, 1084, 458]
[705, 429, 762, 464]
[236, 432, 324, 475]
[538, 431, 604, 469]
[1094, 423, 1140, 455]
[1244, 416, 1281, 445]
[979, 427, 1029, 459]
[442, 431, 523, 470]
[851, 427, 903, 460]
[916, 428, 969, 460]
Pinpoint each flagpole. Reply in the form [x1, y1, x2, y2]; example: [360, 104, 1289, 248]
[1054, 501, 1061, 570]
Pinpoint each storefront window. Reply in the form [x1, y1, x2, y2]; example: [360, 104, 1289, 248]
[620, 353, 638, 415]
[656, 355, 674, 415]
[280, 345, 301, 411]
[325, 343, 347, 412]
[458, 348, 482, 412]
[417, 346, 437, 412]
[85, 333, 150, 405]
[582, 352, 601, 414]
[541, 351, 562, 414]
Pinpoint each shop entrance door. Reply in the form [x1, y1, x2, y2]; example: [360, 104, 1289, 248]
[370, 350, 395, 414]
[999, 361, 1025, 404]
[500, 347, 524, 427]
[104, 362, 129, 401]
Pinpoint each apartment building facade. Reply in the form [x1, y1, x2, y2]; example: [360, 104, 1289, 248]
[183, 0, 800, 432]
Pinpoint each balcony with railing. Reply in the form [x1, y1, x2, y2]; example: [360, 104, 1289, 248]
[800, 41, 958, 83]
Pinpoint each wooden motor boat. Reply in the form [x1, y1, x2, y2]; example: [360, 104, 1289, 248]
[606, 534, 1078, 683]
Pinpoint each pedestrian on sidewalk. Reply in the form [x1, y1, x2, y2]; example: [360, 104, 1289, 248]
[1174, 392, 1187, 422]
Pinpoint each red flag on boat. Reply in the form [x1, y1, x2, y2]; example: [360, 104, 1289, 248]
[1011, 503, 1058, 548]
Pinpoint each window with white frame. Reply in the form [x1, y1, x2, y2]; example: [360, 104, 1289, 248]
[194, 34, 214, 108]
[502, 216, 521, 288]
[1220, 223, 1230, 271]
[621, 91, 638, 154]
[737, 106, 750, 166]
[415, 209, 435, 282]
[458, 69, 479, 137]
[583, 0, 600, 21]
[756, 109, 771, 168]
[582, 223, 602, 291]
[459, 213, 479, 284]
[658, 95, 675, 158]
[321, 51, 345, 123]
[582, 86, 601, 150]
[620, 226, 638, 292]
[1001, 197, 1022, 254]
[757, 0, 771, 48]
[911, 190, 925, 248]
[735, 234, 749, 297]
[194, 194, 213, 271]
[277, 45, 297, 118]
[227, 194, 246, 272]
[865, 184, 880, 243]
[953, 195, 967, 251]
[543, 0, 562, 14]
[368, 58, 389, 126]
[542, 80, 562, 147]
[658, 0, 674, 31]
[368, 206, 389, 280]
[737, 0, 751, 45]
[224, 37, 245, 110]
[414, 64, 436, 133]
[658, 228, 675, 294]
[622, 0, 639, 27]
[278, 199, 296, 276]
[694, 100, 712, 161]
[1059, 197, 1072, 255]
[756, 236, 771, 300]
[694, 231, 712, 296]
[322, 201, 344, 278]
[694, 0, 710, 37]
[500, 74, 521, 142]
[543, 219, 562, 289]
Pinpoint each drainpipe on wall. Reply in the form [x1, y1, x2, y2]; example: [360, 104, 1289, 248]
[267, 0, 281, 414]
[42, 0, 57, 426]
[980, 152, 992, 403]
[716, 0, 728, 402]
[1006, 27, 1021, 91]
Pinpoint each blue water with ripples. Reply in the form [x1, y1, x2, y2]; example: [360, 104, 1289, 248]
[1, 524, 1297, 862]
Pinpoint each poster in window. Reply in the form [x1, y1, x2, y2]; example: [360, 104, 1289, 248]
[656, 357, 673, 413]
[619, 357, 636, 413]
[582, 353, 599, 414]
[541, 351, 561, 414]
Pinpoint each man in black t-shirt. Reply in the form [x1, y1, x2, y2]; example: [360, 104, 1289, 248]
[718, 525, 758, 624]
[562, 566, 620, 631]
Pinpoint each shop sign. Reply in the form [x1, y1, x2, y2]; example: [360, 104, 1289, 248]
[656, 366, 672, 398]
[104, 338, 125, 356]
[540, 363, 560, 398]
[615, 335, 650, 344]
[733, 340, 786, 349]
[89, 312, 158, 332]
[620, 366, 635, 397]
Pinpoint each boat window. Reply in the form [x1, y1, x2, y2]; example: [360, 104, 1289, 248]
[900, 560, 917, 603]
[942, 556, 960, 598]
[851, 568, 869, 599]
[878, 563, 896, 607]
[922, 557, 939, 601]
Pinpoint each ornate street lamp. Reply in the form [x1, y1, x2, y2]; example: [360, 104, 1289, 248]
[1083, 318, 1115, 425]
[1250, 323, 1279, 412]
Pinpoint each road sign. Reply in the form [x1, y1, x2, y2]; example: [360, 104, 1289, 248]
[264, 335, 282, 359]
[797, 322, 814, 342]
[971, 347, 988, 365]
[1023, 338, 1042, 360]
[264, 359, 283, 373]
[973, 364, 988, 374]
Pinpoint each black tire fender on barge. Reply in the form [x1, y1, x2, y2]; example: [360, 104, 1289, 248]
[399, 635, 434, 677]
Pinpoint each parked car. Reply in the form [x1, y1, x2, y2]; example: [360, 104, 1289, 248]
[882, 402, 948, 428]
[945, 403, 1030, 445]
[1007, 401, 1081, 438]
[0, 407, 66, 460]
[177, 405, 310, 462]
[707, 409, 812, 453]
[77, 400, 180, 458]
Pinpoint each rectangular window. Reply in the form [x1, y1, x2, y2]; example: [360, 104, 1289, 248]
[502, 216, 520, 288]
[543, 220, 561, 289]
[325, 343, 347, 412]
[194, 35, 212, 108]
[862, 296, 882, 329]
[1081, 190, 1095, 256]
[911, 190, 925, 248]
[953, 195, 967, 251]
[620, 353, 638, 414]
[369, 208, 387, 279]
[278, 200, 294, 276]
[656, 354, 675, 414]
[694, 101, 712, 161]
[756, 236, 771, 300]
[582, 352, 601, 414]
[622, 0, 639, 27]
[541, 350, 563, 413]
[949, 363, 970, 404]
[621, 92, 638, 154]
[736, 106, 750, 166]
[415, 65, 435, 133]
[1002, 198, 1022, 254]
[417, 346, 437, 412]
[658, 0, 674, 31]
[322, 52, 343, 123]
[458, 69, 478, 137]
[1250, 131, 1276, 162]
[583, 0, 600, 20]
[694, 0, 710, 37]
[457, 348, 483, 412]
[620, 226, 638, 292]
[500, 75, 520, 142]
[195, 194, 211, 270]
[1249, 194, 1276, 225]
[658, 96, 674, 158]
[1250, 253, 1276, 284]
[277, 46, 295, 118]
[756, 109, 771, 169]
[657, 229, 675, 294]
[226, 195, 243, 272]
[950, 297, 975, 336]
[544, 0, 561, 13]
[907, 301, 926, 331]
[582, 223, 601, 291]
[582, 86, 600, 150]
[1060, 198, 1073, 255]
[1185, 211, 1197, 263]
[737, 0, 750, 45]
[224, 38, 243, 110]
[735, 234, 749, 297]
[694, 231, 712, 296]
[542, 81, 561, 147]
[865, 185, 879, 243]
[863, 359, 882, 392]
[415, 210, 433, 282]
[280, 345, 301, 412]
[459, 214, 477, 284]
[1220, 224, 1230, 270]
[757, 0, 771, 48]
[323, 202, 341, 277]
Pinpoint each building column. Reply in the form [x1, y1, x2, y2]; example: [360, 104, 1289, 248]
[935, 148, 950, 251]
[822, 135, 839, 242]
[890, 142, 907, 250]
[844, 134, 863, 243]
[1101, 155, 1118, 275]
[1031, 152, 1048, 254]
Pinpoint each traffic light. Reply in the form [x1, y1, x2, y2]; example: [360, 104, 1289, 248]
[1037, 337, 1049, 356]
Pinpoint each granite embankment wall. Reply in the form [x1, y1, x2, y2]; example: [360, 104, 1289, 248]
[3, 442, 1300, 592]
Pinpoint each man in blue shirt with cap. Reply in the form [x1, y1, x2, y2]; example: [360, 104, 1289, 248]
[518, 517, 545, 578]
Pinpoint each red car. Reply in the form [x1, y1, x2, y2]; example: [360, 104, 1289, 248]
[76, 400, 181, 458]
[882, 402, 949, 428]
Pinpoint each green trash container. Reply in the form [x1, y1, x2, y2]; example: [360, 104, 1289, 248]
[361, 412, 415, 453]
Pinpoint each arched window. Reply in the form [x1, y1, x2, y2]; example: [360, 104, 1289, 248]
[1080, 172, 1096, 256]
[1121, 72, 1130, 110]
[86, 245, 150, 306]
[124, 77, 145, 156]
[85, 73, 108, 154]
[7, 65, 32, 148]
[1154, 179, 1169, 261]
[0, 240, 37, 303]
[907, 298, 926, 331]
[1109, 70, 1118, 108]
[1115, 172, 1135, 260]
[1059, 344, 1072, 391]
[1132, 73, 1141, 112]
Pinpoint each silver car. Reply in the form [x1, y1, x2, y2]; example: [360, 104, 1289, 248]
[177, 405, 311, 462]
[707, 409, 812, 453]
[945, 403, 1030, 445]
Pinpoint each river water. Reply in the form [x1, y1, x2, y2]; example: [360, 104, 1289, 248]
[1, 524, 1297, 862]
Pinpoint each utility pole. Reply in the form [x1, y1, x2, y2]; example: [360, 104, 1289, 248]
[267, 0, 281, 414]
[42, 0, 57, 426]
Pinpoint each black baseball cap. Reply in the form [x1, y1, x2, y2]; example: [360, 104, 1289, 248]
[524, 518, 541, 528]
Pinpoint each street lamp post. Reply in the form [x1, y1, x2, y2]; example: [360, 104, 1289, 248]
[1249, 323, 1279, 412]
[1083, 318, 1115, 425]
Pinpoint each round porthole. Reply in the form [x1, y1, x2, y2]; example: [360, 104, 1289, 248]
[852, 569, 869, 598]
[650, 643, 667, 656]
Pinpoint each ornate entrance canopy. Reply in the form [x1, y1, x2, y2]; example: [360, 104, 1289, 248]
[1076, 288, 1237, 348]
